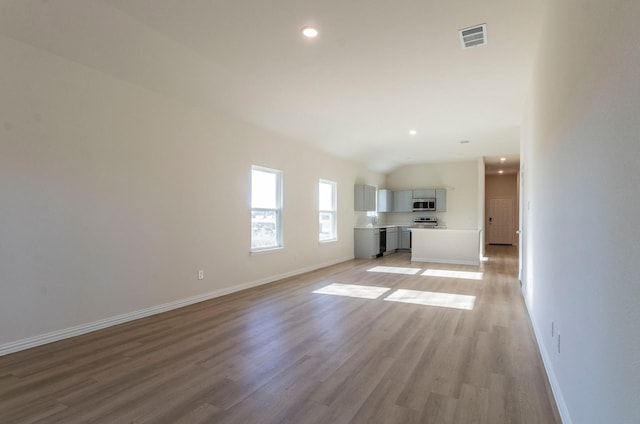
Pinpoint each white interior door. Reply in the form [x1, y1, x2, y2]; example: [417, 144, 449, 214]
[488, 197, 514, 245]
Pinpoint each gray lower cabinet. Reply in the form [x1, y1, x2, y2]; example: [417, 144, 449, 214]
[398, 226, 411, 250]
[354, 228, 380, 259]
[386, 227, 398, 252]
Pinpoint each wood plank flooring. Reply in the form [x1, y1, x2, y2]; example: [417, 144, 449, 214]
[0, 245, 561, 423]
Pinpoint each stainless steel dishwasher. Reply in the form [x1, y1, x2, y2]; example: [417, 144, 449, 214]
[378, 227, 387, 257]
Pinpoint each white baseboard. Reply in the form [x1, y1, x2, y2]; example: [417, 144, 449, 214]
[0, 256, 353, 357]
[411, 256, 480, 266]
[524, 296, 572, 424]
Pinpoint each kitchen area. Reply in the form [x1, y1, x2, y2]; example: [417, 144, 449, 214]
[354, 184, 481, 266]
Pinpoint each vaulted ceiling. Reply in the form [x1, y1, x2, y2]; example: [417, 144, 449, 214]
[0, 0, 544, 173]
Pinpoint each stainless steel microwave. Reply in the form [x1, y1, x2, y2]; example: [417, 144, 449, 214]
[412, 198, 436, 211]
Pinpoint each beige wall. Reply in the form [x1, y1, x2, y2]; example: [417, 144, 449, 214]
[0, 35, 381, 349]
[383, 161, 481, 230]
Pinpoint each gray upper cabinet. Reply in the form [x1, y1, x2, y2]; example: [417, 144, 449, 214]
[354, 184, 376, 211]
[392, 190, 413, 212]
[364, 185, 376, 210]
[436, 188, 447, 212]
[377, 189, 393, 212]
[379, 188, 445, 212]
[413, 189, 436, 198]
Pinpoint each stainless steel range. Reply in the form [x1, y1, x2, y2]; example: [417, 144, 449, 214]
[412, 217, 438, 228]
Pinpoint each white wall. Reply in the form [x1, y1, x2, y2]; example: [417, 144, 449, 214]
[0, 35, 380, 350]
[383, 160, 480, 229]
[522, 1, 640, 423]
[477, 158, 486, 254]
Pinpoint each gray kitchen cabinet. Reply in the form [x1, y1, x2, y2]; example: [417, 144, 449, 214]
[377, 189, 393, 212]
[398, 226, 411, 250]
[413, 189, 436, 198]
[385, 226, 398, 252]
[364, 185, 376, 210]
[354, 184, 376, 211]
[436, 188, 447, 212]
[392, 190, 413, 212]
[354, 228, 380, 259]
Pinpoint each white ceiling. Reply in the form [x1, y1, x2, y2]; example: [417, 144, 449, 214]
[0, 0, 544, 173]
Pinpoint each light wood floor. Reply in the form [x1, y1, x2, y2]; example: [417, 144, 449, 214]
[0, 245, 561, 424]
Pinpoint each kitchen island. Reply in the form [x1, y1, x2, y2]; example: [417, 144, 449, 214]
[411, 228, 481, 265]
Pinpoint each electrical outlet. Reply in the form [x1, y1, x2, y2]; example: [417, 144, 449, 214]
[557, 333, 561, 354]
[198, 270, 204, 280]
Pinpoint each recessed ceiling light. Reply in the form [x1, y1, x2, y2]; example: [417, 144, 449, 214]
[409, 130, 417, 136]
[500, 157, 506, 162]
[499, 170, 504, 174]
[301, 26, 318, 38]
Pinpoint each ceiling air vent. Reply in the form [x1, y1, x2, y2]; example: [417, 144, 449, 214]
[459, 24, 487, 49]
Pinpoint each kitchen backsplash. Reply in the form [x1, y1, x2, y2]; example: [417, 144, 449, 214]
[355, 211, 446, 227]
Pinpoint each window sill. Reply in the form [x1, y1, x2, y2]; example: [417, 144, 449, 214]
[250, 246, 284, 255]
[319, 238, 337, 244]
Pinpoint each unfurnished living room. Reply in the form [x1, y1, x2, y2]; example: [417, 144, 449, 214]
[1, 1, 638, 424]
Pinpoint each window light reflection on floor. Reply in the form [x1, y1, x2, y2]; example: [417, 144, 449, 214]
[421, 269, 483, 280]
[366, 266, 422, 275]
[312, 283, 391, 299]
[384, 289, 476, 310]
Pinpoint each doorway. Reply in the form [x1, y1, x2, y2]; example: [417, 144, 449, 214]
[487, 197, 515, 244]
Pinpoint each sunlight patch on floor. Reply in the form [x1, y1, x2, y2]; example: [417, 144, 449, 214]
[421, 269, 483, 280]
[312, 283, 391, 299]
[367, 266, 422, 275]
[384, 289, 476, 310]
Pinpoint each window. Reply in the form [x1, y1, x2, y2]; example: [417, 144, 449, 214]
[319, 179, 337, 242]
[251, 166, 282, 251]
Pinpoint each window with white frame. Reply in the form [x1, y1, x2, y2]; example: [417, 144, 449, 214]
[319, 179, 337, 242]
[251, 166, 282, 251]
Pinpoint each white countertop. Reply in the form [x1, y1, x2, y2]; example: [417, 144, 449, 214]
[354, 224, 421, 229]
[410, 227, 476, 232]
[354, 225, 400, 229]
[355, 224, 466, 230]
